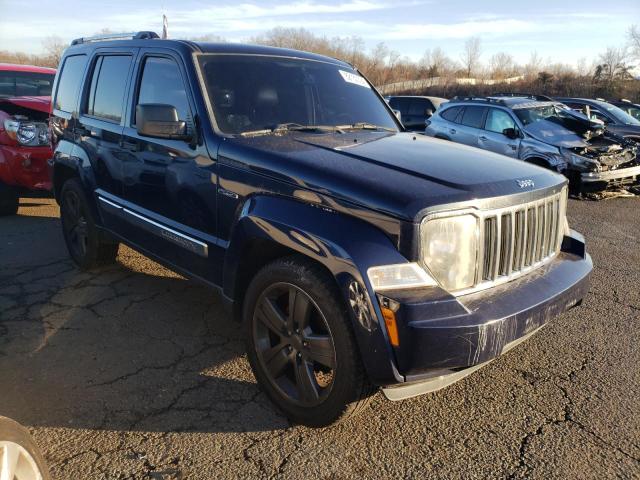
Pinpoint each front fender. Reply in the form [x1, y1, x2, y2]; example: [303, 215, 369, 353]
[224, 194, 407, 385]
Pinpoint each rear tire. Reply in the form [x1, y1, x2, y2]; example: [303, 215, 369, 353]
[243, 256, 375, 427]
[0, 181, 19, 216]
[60, 178, 119, 270]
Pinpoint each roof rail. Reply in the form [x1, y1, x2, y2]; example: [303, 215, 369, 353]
[491, 92, 554, 101]
[71, 31, 160, 46]
[449, 96, 507, 106]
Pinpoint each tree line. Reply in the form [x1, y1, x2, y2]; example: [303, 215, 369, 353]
[2, 25, 638, 100]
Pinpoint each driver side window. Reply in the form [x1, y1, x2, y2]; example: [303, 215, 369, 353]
[135, 57, 191, 126]
[485, 108, 516, 134]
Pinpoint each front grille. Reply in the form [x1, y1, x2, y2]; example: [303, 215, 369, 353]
[477, 189, 567, 287]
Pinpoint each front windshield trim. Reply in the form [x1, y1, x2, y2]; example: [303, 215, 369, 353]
[192, 51, 402, 137]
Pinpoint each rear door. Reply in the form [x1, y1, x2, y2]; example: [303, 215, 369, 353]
[455, 106, 487, 147]
[78, 48, 137, 232]
[478, 107, 520, 158]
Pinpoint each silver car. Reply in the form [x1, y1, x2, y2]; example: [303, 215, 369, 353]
[424, 96, 639, 193]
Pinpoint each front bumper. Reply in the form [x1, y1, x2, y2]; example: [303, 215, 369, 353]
[581, 164, 640, 183]
[0, 144, 53, 191]
[378, 230, 592, 398]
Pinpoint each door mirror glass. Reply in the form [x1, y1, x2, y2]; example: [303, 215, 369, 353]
[136, 103, 190, 140]
[502, 127, 519, 139]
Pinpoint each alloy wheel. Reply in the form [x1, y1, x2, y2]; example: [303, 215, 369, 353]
[61, 189, 88, 259]
[253, 283, 337, 407]
[0, 441, 43, 480]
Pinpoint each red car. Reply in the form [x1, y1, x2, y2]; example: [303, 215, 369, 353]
[0, 63, 56, 215]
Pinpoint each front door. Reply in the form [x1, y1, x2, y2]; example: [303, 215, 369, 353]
[478, 108, 520, 158]
[119, 50, 221, 283]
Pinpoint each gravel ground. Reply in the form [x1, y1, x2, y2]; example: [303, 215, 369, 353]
[0, 196, 638, 479]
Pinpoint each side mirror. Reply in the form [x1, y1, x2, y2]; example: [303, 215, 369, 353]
[392, 109, 402, 122]
[503, 127, 519, 139]
[136, 104, 190, 140]
[424, 108, 433, 118]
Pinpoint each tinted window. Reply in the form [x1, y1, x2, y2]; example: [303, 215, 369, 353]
[408, 98, 432, 116]
[86, 55, 132, 122]
[485, 108, 516, 133]
[198, 55, 398, 135]
[54, 55, 87, 112]
[136, 57, 190, 123]
[389, 97, 411, 114]
[460, 106, 486, 129]
[0, 71, 55, 98]
[440, 106, 461, 122]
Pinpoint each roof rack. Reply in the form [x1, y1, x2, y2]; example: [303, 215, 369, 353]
[491, 92, 554, 101]
[449, 96, 507, 106]
[71, 31, 159, 46]
[619, 98, 632, 103]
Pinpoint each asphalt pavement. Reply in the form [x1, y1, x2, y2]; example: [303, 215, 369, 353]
[0, 196, 638, 479]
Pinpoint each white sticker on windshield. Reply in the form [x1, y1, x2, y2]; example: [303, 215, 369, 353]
[339, 70, 370, 89]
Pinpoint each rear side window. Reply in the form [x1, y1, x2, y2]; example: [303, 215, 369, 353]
[389, 97, 411, 114]
[440, 106, 461, 122]
[460, 106, 486, 129]
[408, 98, 432, 116]
[485, 108, 516, 133]
[85, 55, 132, 123]
[54, 55, 87, 112]
[135, 57, 190, 123]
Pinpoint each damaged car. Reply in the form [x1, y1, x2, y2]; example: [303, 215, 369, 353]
[557, 97, 640, 142]
[0, 63, 56, 215]
[424, 95, 639, 195]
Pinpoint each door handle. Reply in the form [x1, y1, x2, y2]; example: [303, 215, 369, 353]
[509, 144, 517, 150]
[479, 136, 488, 141]
[449, 128, 456, 134]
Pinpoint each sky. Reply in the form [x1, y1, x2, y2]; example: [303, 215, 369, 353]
[1, 0, 638, 66]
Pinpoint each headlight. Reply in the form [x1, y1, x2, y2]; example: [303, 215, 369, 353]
[367, 263, 437, 291]
[3, 118, 49, 146]
[420, 214, 479, 291]
[560, 148, 600, 172]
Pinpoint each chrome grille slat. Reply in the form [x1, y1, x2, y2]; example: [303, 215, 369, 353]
[459, 188, 567, 295]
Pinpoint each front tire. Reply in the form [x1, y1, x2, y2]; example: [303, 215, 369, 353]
[0, 181, 19, 216]
[0, 416, 51, 480]
[60, 178, 119, 269]
[243, 256, 374, 427]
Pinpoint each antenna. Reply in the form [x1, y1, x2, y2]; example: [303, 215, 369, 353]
[162, 14, 168, 39]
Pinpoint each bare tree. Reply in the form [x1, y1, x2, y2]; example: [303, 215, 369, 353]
[524, 51, 543, 79]
[460, 37, 482, 78]
[594, 46, 632, 82]
[489, 52, 517, 79]
[41, 35, 66, 68]
[628, 24, 640, 60]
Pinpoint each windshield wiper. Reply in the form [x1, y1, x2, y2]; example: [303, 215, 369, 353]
[240, 123, 343, 137]
[337, 122, 396, 132]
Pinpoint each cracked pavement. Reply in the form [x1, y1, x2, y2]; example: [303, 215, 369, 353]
[0, 196, 639, 479]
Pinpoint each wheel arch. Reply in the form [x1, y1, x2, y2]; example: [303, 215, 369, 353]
[224, 194, 407, 385]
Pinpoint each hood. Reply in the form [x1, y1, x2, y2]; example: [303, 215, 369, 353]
[220, 131, 565, 221]
[0, 96, 52, 114]
[523, 109, 605, 148]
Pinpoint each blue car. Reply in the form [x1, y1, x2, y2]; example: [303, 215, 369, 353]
[50, 32, 592, 426]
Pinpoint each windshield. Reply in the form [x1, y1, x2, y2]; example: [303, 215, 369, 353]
[197, 54, 398, 135]
[515, 104, 581, 126]
[592, 100, 640, 125]
[0, 71, 55, 98]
